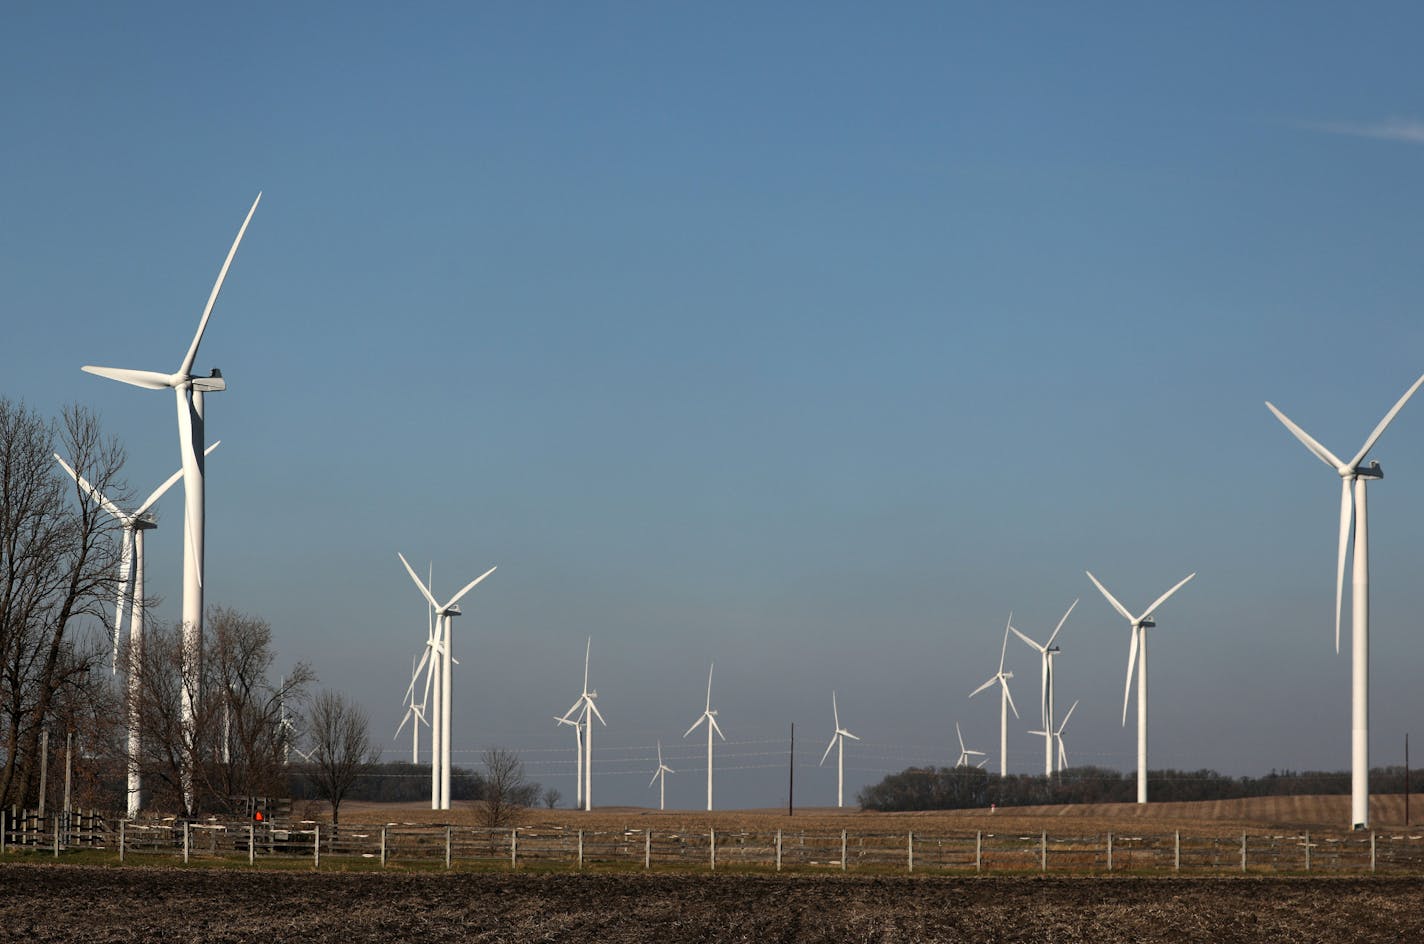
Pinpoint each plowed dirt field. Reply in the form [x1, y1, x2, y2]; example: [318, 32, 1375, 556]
[3, 864, 1421, 943]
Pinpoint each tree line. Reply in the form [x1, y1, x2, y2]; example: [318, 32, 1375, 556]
[858, 764, 1420, 811]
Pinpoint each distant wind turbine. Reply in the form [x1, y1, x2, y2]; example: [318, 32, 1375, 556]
[1266, 371, 1424, 829]
[819, 691, 861, 809]
[554, 714, 584, 810]
[1028, 699, 1078, 774]
[394, 654, 429, 764]
[81, 194, 260, 812]
[1010, 599, 1076, 777]
[954, 722, 986, 769]
[648, 741, 675, 811]
[1086, 570, 1195, 804]
[683, 664, 725, 811]
[54, 441, 217, 819]
[397, 553, 497, 810]
[969, 614, 1019, 776]
[558, 637, 605, 811]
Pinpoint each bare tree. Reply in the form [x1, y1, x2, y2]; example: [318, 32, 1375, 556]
[481, 748, 538, 827]
[305, 689, 378, 827]
[542, 786, 561, 809]
[0, 402, 125, 809]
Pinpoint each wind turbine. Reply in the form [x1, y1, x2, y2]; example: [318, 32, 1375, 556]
[1266, 373, 1424, 829]
[558, 637, 606, 811]
[54, 441, 218, 818]
[1010, 599, 1077, 777]
[81, 193, 260, 812]
[648, 741, 675, 811]
[554, 714, 584, 810]
[818, 691, 861, 809]
[1086, 570, 1195, 804]
[969, 614, 1019, 776]
[683, 664, 725, 811]
[954, 722, 986, 769]
[394, 655, 429, 764]
[1029, 699, 1078, 774]
[397, 553, 497, 810]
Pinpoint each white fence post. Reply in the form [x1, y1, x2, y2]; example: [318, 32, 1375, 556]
[710, 828, 716, 871]
[577, 829, 583, 870]
[1304, 831, 1311, 872]
[1107, 832, 1113, 872]
[775, 829, 782, 872]
[1241, 832, 1247, 873]
[380, 826, 386, 868]
[976, 831, 982, 873]
[1370, 831, 1376, 873]
[183, 822, 190, 864]
[52, 818, 59, 858]
[1041, 831, 1047, 872]
[907, 831, 914, 873]
[841, 829, 847, 872]
[444, 826, 451, 870]
[1174, 831, 1180, 872]
[511, 828, 518, 868]
[248, 824, 254, 866]
[118, 820, 125, 863]
[314, 825, 320, 869]
[645, 829, 651, 870]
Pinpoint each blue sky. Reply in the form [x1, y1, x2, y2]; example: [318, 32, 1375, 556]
[5, 4, 1424, 809]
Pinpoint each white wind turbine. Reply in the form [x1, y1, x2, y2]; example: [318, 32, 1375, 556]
[683, 664, 725, 811]
[558, 637, 606, 811]
[54, 441, 218, 819]
[1010, 599, 1077, 777]
[954, 722, 987, 769]
[1028, 699, 1078, 774]
[397, 552, 497, 810]
[1266, 371, 1424, 829]
[648, 741, 675, 811]
[554, 714, 584, 810]
[969, 615, 1019, 776]
[819, 691, 861, 809]
[1086, 571, 1195, 804]
[81, 193, 260, 812]
[394, 655, 429, 764]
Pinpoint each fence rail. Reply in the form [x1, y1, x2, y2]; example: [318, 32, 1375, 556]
[3, 808, 1423, 874]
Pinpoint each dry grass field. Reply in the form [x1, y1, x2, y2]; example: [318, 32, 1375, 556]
[334, 793, 1421, 835]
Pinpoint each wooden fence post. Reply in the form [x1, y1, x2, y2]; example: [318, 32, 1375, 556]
[0, 808, 5, 857]
[118, 820, 125, 863]
[577, 829, 583, 870]
[248, 824, 254, 866]
[1041, 831, 1047, 872]
[380, 826, 387, 868]
[1240, 832, 1247, 873]
[841, 829, 847, 872]
[976, 831, 982, 873]
[1370, 831, 1376, 873]
[645, 829, 651, 870]
[710, 827, 716, 871]
[1107, 832, 1113, 872]
[1304, 831, 1311, 872]
[1174, 831, 1180, 872]
[52, 818, 59, 858]
[314, 825, 320, 869]
[444, 826, 451, 870]
[511, 828, 518, 868]
[907, 831, 914, 873]
[775, 829, 782, 872]
[183, 822, 190, 864]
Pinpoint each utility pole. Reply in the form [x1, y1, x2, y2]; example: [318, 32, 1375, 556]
[788, 723, 795, 817]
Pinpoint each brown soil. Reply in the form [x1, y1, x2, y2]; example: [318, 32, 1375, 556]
[2, 864, 1421, 943]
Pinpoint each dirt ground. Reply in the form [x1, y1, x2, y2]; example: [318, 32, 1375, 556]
[3, 864, 1422, 944]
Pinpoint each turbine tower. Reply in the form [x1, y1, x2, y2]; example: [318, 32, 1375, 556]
[397, 552, 496, 810]
[81, 193, 260, 812]
[54, 442, 217, 818]
[954, 722, 986, 769]
[648, 741, 675, 811]
[558, 637, 605, 811]
[683, 663, 724, 811]
[1086, 571, 1195, 804]
[818, 691, 861, 809]
[554, 714, 584, 810]
[1010, 599, 1077, 777]
[969, 614, 1019, 776]
[1266, 371, 1424, 829]
[1029, 699, 1078, 774]
[394, 654, 429, 764]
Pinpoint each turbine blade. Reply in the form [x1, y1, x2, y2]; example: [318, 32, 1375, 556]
[969, 676, 997, 698]
[710, 714, 726, 740]
[649, 769, 661, 788]
[54, 453, 127, 521]
[395, 707, 413, 738]
[179, 192, 261, 378]
[1266, 401, 1346, 470]
[842, 730, 860, 741]
[1059, 699, 1080, 732]
[1086, 572, 1134, 624]
[683, 715, 705, 738]
[1140, 572, 1196, 623]
[583, 636, 591, 693]
[1122, 626, 1140, 726]
[1002, 677, 1019, 719]
[1350, 371, 1424, 468]
[587, 698, 606, 726]
[136, 441, 220, 515]
[1058, 740, 1068, 769]
[1009, 625, 1044, 652]
[705, 663, 714, 712]
[657, 741, 664, 766]
[998, 613, 1012, 672]
[820, 735, 837, 766]
[956, 722, 967, 753]
[445, 564, 497, 608]
[175, 389, 203, 589]
[1046, 598, 1077, 649]
[1336, 478, 1352, 654]
[81, 365, 173, 390]
[832, 690, 839, 730]
[397, 553, 440, 610]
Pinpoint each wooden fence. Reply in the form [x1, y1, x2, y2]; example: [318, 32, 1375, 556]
[3, 810, 1423, 874]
